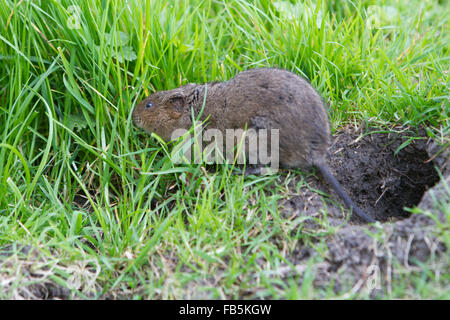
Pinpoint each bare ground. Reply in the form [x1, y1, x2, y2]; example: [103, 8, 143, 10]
[274, 126, 448, 297]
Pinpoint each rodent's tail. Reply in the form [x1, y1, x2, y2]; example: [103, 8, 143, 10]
[315, 163, 376, 223]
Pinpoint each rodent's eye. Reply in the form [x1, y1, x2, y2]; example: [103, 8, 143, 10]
[145, 102, 153, 109]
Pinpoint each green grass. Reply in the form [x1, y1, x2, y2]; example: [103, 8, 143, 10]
[0, 0, 448, 299]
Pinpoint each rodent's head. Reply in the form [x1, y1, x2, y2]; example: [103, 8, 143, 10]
[133, 87, 195, 141]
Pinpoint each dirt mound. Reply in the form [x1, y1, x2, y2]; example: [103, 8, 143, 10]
[279, 126, 448, 296]
[327, 127, 440, 221]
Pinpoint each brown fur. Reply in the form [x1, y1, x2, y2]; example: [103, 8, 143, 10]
[133, 68, 330, 169]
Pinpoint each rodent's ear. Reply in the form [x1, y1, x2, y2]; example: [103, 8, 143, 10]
[167, 91, 185, 112]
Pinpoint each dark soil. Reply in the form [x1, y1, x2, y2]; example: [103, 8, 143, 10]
[327, 126, 440, 221]
[276, 126, 448, 297]
[282, 127, 441, 222]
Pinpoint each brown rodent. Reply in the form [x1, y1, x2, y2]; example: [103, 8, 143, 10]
[133, 68, 376, 223]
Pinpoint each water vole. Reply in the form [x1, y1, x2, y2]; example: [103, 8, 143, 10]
[133, 68, 376, 223]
